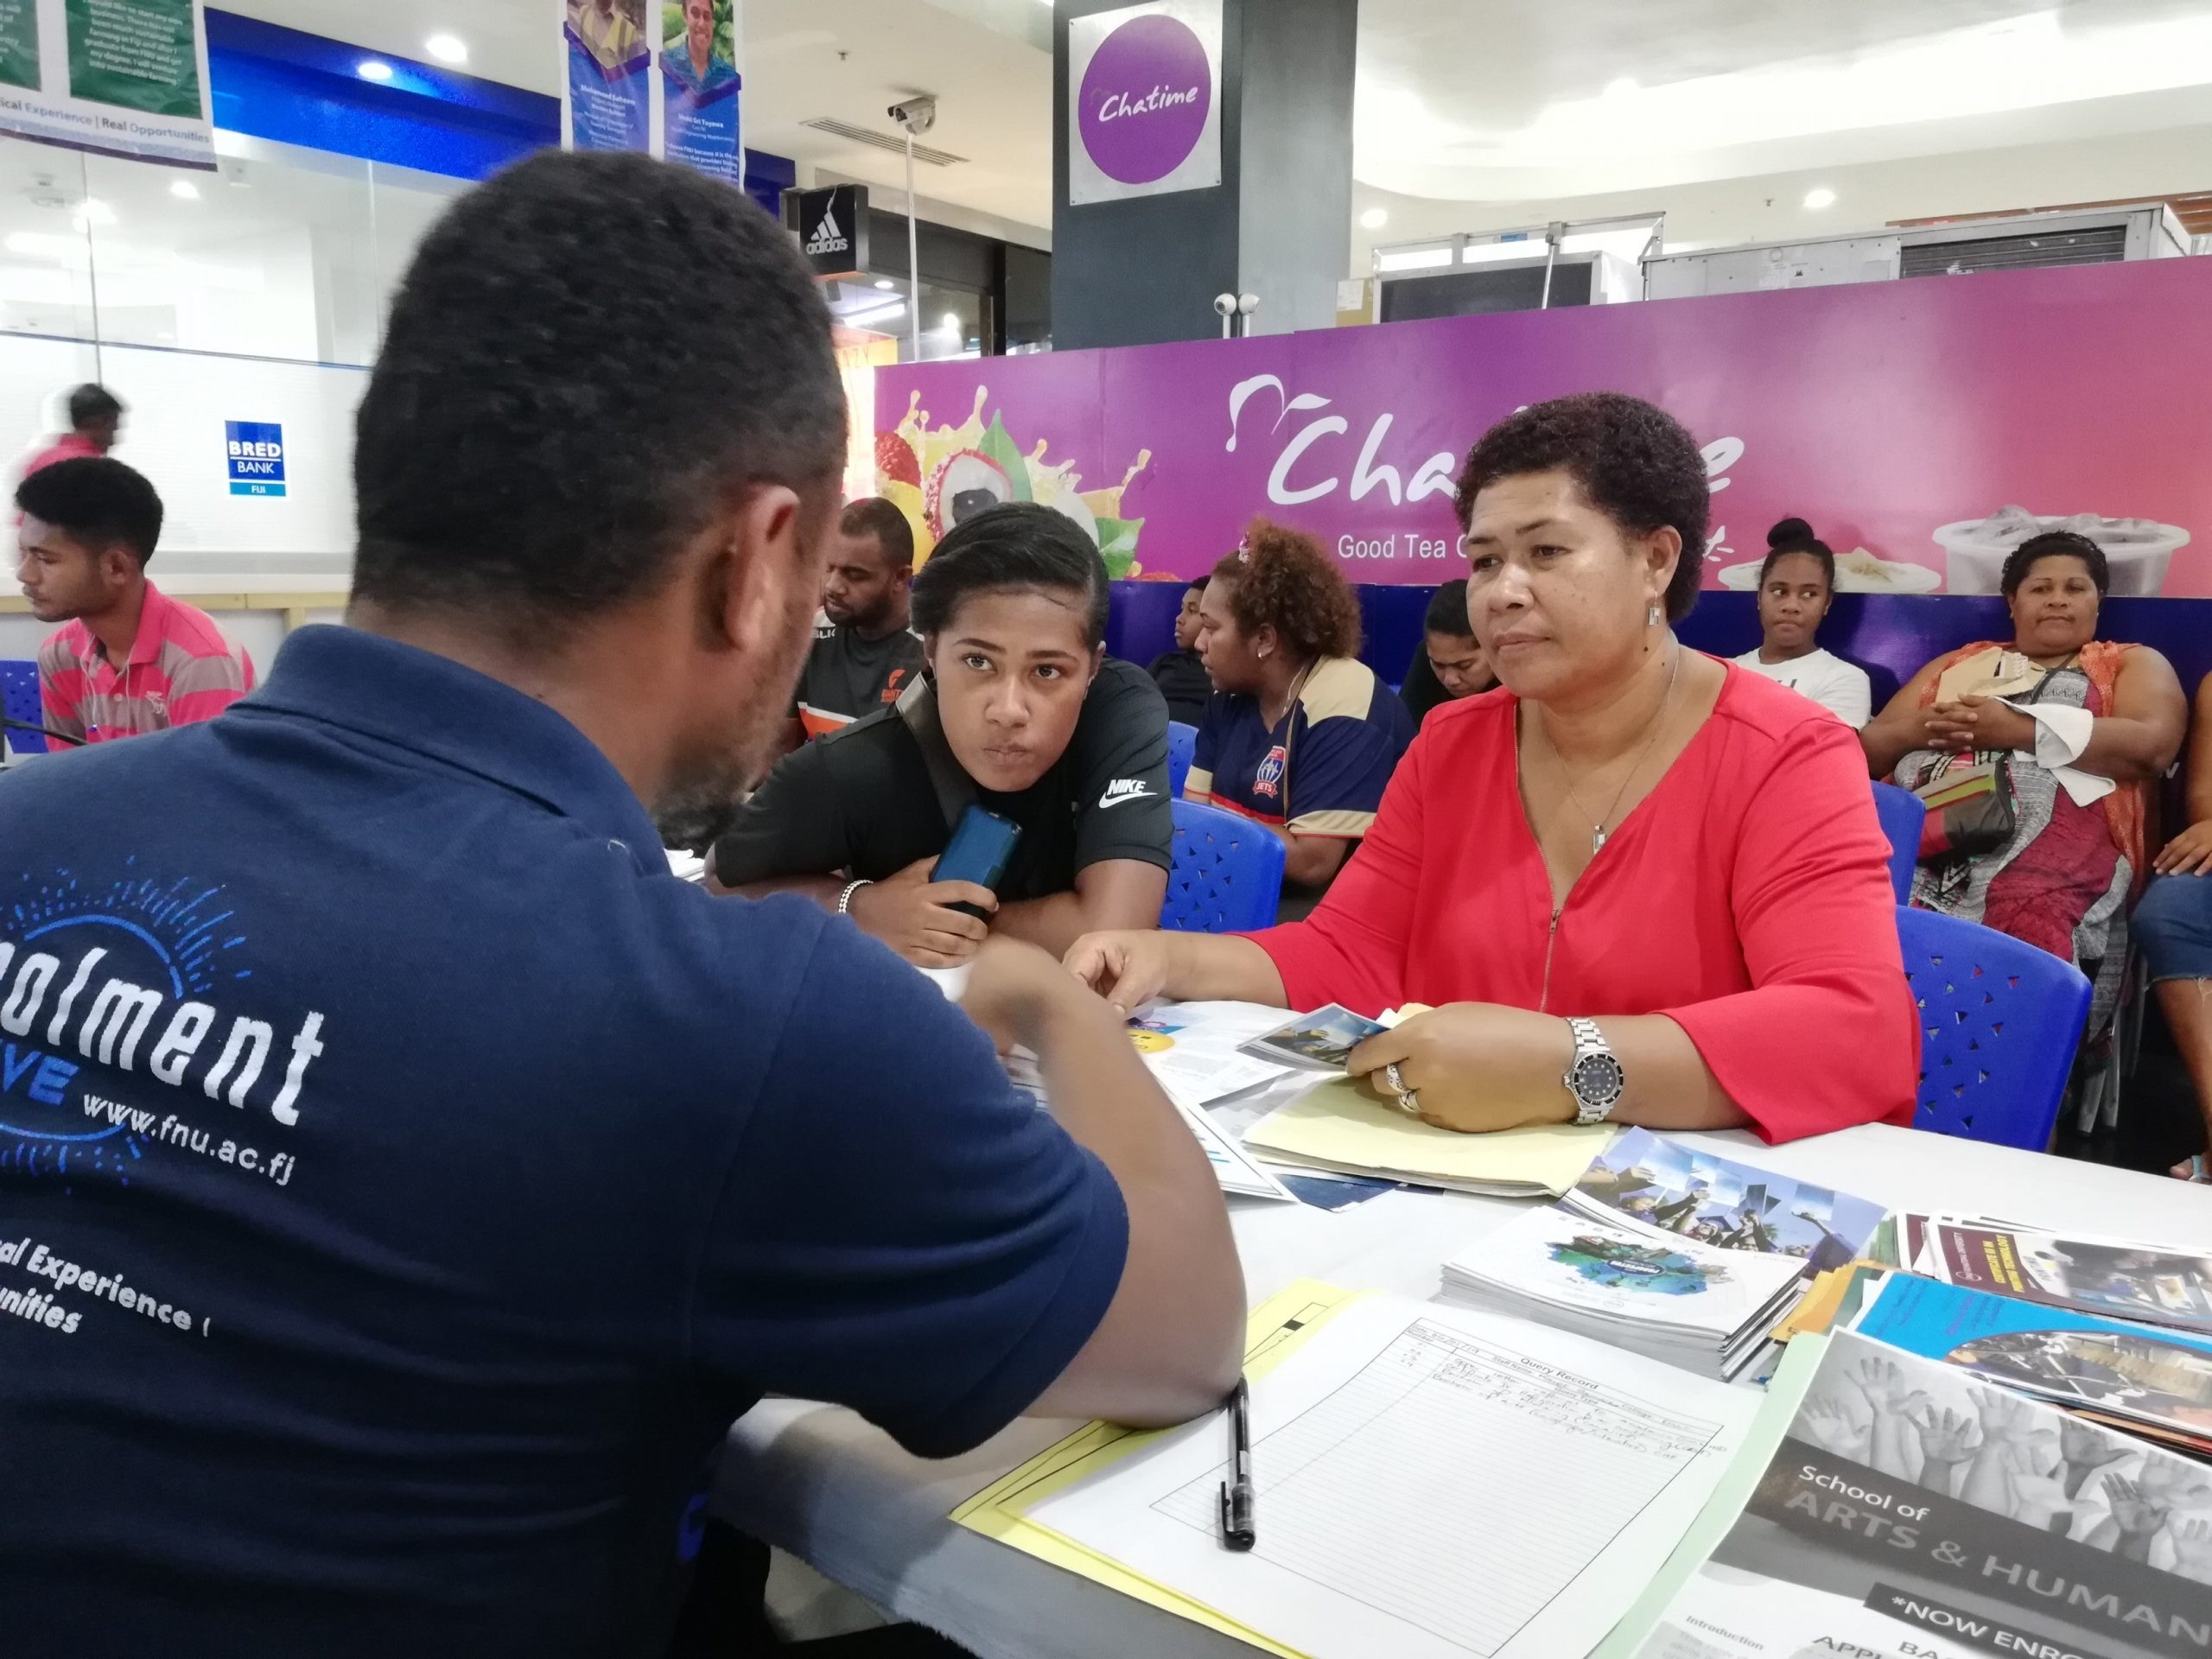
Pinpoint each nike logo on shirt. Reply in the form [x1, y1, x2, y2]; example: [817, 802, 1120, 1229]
[1098, 779, 1155, 809]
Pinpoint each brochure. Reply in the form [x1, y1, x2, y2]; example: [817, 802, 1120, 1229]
[1567, 1127, 1887, 1276]
[1923, 1218, 2212, 1334]
[1624, 1329, 2212, 1659]
[1844, 1271, 2212, 1458]
[1442, 1203, 1807, 1380]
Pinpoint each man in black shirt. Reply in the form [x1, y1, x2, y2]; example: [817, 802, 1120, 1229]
[713, 504, 1173, 965]
[791, 496, 926, 741]
[1146, 575, 1212, 726]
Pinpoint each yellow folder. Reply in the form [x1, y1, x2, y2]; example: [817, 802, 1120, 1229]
[950, 1280, 1370, 1657]
[1243, 1076, 1615, 1196]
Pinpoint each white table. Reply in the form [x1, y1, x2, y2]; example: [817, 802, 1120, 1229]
[712, 1116, 2212, 1659]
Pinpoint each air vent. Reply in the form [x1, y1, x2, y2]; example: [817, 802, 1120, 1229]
[1901, 225, 2127, 278]
[800, 118, 966, 167]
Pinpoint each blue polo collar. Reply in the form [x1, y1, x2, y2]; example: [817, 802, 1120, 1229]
[238, 626, 665, 869]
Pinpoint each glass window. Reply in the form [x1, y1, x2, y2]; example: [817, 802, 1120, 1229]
[0, 143, 96, 341]
[819, 276, 991, 363]
[84, 139, 377, 365]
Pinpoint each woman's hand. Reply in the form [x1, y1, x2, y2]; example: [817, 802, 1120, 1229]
[846, 857, 995, 968]
[1344, 1003, 1575, 1134]
[1064, 930, 1176, 1015]
[1926, 696, 2037, 755]
[2153, 820, 2212, 876]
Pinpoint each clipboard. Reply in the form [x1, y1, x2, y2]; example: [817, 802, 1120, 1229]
[950, 1280, 1369, 1657]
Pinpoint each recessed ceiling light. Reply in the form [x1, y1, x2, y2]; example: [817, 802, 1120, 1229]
[939, 312, 961, 332]
[1358, 207, 1388, 230]
[425, 34, 467, 65]
[169, 179, 200, 200]
[874, 278, 896, 289]
[1803, 187, 1837, 210]
[357, 60, 394, 82]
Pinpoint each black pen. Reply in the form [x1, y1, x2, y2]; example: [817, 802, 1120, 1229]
[1216, 1377, 1255, 1551]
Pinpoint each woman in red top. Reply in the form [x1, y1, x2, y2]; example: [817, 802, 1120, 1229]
[1068, 392, 1918, 1144]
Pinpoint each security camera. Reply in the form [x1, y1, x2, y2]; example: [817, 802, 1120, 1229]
[887, 96, 938, 136]
[1236, 293, 1260, 315]
[1212, 293, 1236, 317]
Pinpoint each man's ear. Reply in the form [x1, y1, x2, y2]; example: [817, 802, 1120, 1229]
[103, 547, 141, 587]
[705, 482, 812, 658]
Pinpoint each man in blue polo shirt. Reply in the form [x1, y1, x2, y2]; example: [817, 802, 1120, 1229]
[0, 152, 1242, 1658]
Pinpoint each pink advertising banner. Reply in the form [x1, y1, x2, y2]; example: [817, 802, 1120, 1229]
[870, 257, 2212, 596]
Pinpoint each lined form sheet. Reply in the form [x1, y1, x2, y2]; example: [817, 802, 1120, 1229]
[1031, 1297, 1760, 1659]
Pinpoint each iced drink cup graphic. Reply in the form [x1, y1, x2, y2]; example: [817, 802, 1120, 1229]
[1936, 505, 2192, 595]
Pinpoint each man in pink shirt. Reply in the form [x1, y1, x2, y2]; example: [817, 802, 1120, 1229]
[16, 455, 253, 744]
[22, 383, 124, 478]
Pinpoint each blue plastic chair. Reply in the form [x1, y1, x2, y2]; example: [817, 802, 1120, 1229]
[1871, 782, 1925, 903]
[1, 659, 46, 754]
[1160, 798, 1287, 933]
[1165, 721, 1197, 801]
[1897, 905, 2091, 1151]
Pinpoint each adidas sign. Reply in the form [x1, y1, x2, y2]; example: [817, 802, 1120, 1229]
[804, 208, 849, 257]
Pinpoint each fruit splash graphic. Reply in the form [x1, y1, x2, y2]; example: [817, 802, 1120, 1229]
[874, 388, 1154, 577]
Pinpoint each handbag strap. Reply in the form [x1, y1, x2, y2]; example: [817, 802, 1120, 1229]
[893, 674, 977, 832]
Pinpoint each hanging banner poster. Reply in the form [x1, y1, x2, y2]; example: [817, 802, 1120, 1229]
[873, 257, 2212, 593]
[0, 0, 213, 168]
[658, 0, 741, 186]
[563, 0, 652, 154]
[0, 1, 38, 92]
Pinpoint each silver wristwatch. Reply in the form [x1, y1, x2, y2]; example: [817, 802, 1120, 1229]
[1562, 1017, 1625, 1126]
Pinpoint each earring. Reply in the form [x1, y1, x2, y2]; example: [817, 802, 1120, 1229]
[1647, 602, 1661, 627]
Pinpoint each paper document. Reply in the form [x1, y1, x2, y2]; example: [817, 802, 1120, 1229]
[1173, 1096, 1295, 1204]
[1243, 1076, 1614, 1196]
[1130, 1006, 1299, 1103]
[1028, 1295, 1759, 1659]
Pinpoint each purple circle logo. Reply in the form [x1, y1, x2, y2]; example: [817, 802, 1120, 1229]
[1077, 14, 1211, 186]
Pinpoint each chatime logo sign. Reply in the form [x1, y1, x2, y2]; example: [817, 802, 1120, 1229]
[1068, 2, 1222, 205]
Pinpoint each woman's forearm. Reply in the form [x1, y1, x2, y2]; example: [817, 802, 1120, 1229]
[1164, 931, 1290, 1006]
[2073, 716, 2181, 785]
[1859, 719, 1914, 781]
[1599, 1014, 1752, 1132]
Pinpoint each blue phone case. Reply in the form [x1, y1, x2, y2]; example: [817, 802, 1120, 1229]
[934, 806, 1020, 918]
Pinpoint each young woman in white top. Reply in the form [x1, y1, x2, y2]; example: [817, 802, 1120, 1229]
[1731, 518, 1872, 728]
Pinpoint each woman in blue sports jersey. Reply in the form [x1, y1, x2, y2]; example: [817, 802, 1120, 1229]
[1187, 520, 1414, 898]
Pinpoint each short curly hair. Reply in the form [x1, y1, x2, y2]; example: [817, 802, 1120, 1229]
[2001, 530, 2107, 601]
[1452, 392, 1710, 623]
[1211, 519, 1362, 660]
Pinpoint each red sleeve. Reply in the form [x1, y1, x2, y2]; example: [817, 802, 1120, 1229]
[165, 652, 251, 727]
[1244, 721, 1427, 1017]
[1662, 716, 1920, 1142]
[35, 638, 85, 744]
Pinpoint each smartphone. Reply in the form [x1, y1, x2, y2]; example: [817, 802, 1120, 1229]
[932, 805, 1021, 920]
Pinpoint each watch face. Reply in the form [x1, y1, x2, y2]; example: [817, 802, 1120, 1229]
[1570, 1052, 1625, 1109]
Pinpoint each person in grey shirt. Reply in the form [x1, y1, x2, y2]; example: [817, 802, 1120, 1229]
[792, 496, 926, 741]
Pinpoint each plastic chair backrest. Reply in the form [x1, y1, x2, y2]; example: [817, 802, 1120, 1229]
[1160, 798, 1287, 934]
[1897, 904, 2090, 1151]
[1165, 721, 1196, 801]
[1871, 781, 1925, 903]
[0, 659, 46, 754]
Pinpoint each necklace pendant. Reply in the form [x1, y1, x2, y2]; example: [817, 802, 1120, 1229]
[1592, 828, 1607, 854]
